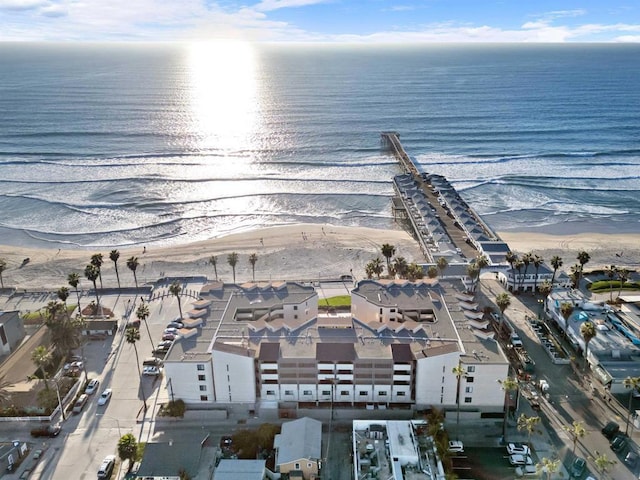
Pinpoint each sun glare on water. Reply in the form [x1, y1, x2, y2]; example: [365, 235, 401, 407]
[187, 41, 260, 155]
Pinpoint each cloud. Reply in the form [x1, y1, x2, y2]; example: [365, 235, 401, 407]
[253, 0, 330, 13]
[0, 0, 47, 11]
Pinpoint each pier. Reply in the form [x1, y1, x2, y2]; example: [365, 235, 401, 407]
[382, 132, 509, 269]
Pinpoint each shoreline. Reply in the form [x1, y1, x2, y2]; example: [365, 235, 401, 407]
[0, 225, 638, 291]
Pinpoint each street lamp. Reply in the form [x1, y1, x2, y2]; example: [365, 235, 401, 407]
[96, 413, 122, 437]
[51, 377, 66, 421]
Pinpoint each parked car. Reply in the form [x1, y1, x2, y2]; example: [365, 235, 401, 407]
[30, 424, 61, 438]
[447, 440, 464, 453]
[85, 379, 100, 395]
[515, 465, 540, 477]
[570, 457, 586, 477]
[164, 327, 178, 335]
[510, 332, 523, 347]
[611, 433, 628, 453]
[509, 454, 533, 466]
[624, 450, 639, 468]
[97, 388, 112, 406]
[97, 454, 116, 479]
[167, 321, 184, 329]
[507, 442, 530, 456]
[162, 333, 177, 341]
[143, 357, 162, 367]
[601, 421, 620, 439]
[72, 394, 89, 414]
[142, 366, 160, 376]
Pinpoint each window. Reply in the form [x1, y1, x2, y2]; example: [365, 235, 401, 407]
[340, 390, 349, 396]
[266, 390, 275, 395]
[199, 385, 207, 391]
[465, 386, 473, 393]
[467, 366, 475, 373]
[359, 391, 368, 396]
[397, 391, 406, 396]
[295, 463, 300, 470]
[464, 397, 472, 403]
[293, 305, 298, 310]
[303, 390, 313, 395]
[466, 377, 474, 383]
[198, 374, 206, 381]
[294, 314, 298, 319]
[197, 364, 205, 371]
[284, 390, 294, 395]
[378, 391, 387, 396]
[200, 395, 208, 401]
[322, 390, 331, 396]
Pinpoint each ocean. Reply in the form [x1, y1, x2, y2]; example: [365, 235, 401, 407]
[0, 42, 638, 249]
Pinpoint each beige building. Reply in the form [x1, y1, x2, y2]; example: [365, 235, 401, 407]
[274, 417, 322, 480]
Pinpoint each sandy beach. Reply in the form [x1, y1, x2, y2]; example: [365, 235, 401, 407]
[0, 225, 638, 291]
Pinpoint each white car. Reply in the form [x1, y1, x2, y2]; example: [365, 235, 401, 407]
[506, 443, 530, 456]
[97, 389, 112, 406]
[515, 465, 540, 477]
[447, 440, 464, 453]
[509, 454, 533, 466]
[142, 366, 160, 376]
[85, 379, 100, 395]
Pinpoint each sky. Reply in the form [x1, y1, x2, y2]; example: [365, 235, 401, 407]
[1, 0, 640, 42]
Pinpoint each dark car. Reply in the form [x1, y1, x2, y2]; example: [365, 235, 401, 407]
[624, 451, 639, 468]
[30, 424, 61, 438]
[570, 457, 586, 477]
[601, 421, 620, 439]
[611, 433, 629, 453]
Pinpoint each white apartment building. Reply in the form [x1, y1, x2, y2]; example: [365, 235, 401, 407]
[163, 279, 509, 419]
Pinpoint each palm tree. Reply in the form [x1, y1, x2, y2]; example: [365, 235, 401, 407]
[248, 253, 258, 281]
[576, 250, 591, 288]
[550, 255, 563, 288]
[136, 301, 154, 352]
[406, 262, 423, 281]
[227, 252, 238, 283]
[209, 255, 218, 281]
[593, 452, 617, 478]
[617, 268, 630, 299]
[57, 286, 70, 318]
[498, 377, 519, 442]
[580, 321, 596, 372]
[125, 326, 147, 411]
[532, 255, 543, 292]
[520, 252, 533, 291]
[169, 281, 183, 319]
[505, 251, 517, 290]
[569, 264, 581, 289]
[560, 302, 574, 332]
[605, 265, 617, 302]
[365, 262, 375, 279]
[31, 346, 51, 390]
[84, 264, 101, 313]
[495, 293, 511, 328]
[370, 257, 384, 279]
[436, 257, 448, 279]
[427, 266, 438, 279]
[538, 281, 552, 304]
[466, 263, 480, 292]
[118, 433, 139, 473]
[537, 457, 561, 480]
[563, 420, 586, 455]
[513, 259, 524, 292]
[381, 243, 396, 276]
[127, 256, 139, 289]
[452, 361, 467, 441]
[393, 256, 408, 279]
[90, 253, 104, 289]
[623, 376, 640, 435]
[0, 258, 6, 289]
[475, 255, 489, 286]
[516, 413, 541, 446]
[67, 272, 82, 314]
[110, 249, 121, 288]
